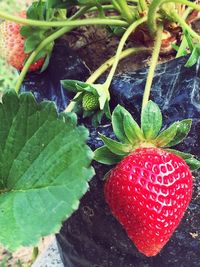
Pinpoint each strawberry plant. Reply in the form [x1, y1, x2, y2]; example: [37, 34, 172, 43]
[0, 0, 200, 263]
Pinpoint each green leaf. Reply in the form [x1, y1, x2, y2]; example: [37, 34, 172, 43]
[0, 91, 94, 251]
[166, 119, 192, 147]
[141, 101, 162, 140]
[155, 122, 178, 147]
[94, 146, 123, 165]
[99, 134, 131, 156]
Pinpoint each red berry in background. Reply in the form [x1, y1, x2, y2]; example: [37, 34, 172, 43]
[104, 147, 193, 257]
[0, 11, 45, 71]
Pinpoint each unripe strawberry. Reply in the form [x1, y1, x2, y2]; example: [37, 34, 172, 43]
[0, 12, 45, 71]
[104, 148, 193, 256]
[82, 92, 99, 111]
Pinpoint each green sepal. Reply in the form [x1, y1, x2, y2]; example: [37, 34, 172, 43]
[166, 119, 192, 147]
[112, 105, 143, 144]
[99, 134, 131, 156]
[95, 84, 110, 110]
[184, 31, 200, 67]
[92, 111, 104, 127]
[123, 113, 144, 144]
[165, 149, 200, 171]
[83, 110, 95, 118]
[185, 158, 200, 171]
[165, 149, 192, 159]
[94, 146, 123, 165]
[62, 80, 97, 94]
[40, 52, 52, 73]
[112, 105, 130, 143]
[141, 101, 162, 140]
[104, 100, 111, 120]
[154, 122, 178, 147]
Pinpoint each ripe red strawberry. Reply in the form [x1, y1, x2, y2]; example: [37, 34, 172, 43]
[104, 147, 193, 256]
[0, 12, 45, 71]
[95, 102, 200, 257]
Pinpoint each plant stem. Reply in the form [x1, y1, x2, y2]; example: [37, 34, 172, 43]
[171, 10, 200, 41]
[148, 0, 200, 35]
[139, 0, 148, 11]
[89, 47, 149, 84]
[175, 6, 194, 58]
[116, 0, 134, 22]
[0, 10, 128, 27]
[104, 16, 147, 90]
[142, 23, 163, 112]
[65, 46, 149, 113]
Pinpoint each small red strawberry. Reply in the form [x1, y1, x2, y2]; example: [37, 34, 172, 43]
[94, 101, 200, 256]
[0, 11, 45, 71]
[104, 147, 192, 256]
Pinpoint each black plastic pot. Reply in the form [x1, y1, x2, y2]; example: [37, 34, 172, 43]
[22, 41, 200, 267]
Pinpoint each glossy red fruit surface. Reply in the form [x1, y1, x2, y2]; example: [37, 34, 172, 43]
[104, 147, 193, 257]
[0, 11, 45, 71]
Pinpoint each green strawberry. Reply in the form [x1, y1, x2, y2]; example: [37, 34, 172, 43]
[82, 92, 99, 111]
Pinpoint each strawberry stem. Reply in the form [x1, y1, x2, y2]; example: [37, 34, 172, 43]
[138, 0, 148, 11]
[142, 23, 163, 112]
[65, 46, 149, 113]
[148, 0, 200, 35]
[0, 10, 128, 28]
[103, 17, 147, 92]
[113, 0, 135, 22]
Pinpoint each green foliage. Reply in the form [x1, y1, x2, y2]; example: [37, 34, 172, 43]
[0, 90, 94, 251]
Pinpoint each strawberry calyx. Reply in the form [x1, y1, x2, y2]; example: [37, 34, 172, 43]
[61, 79, 111, 125]
[94, 101, 200, 171]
